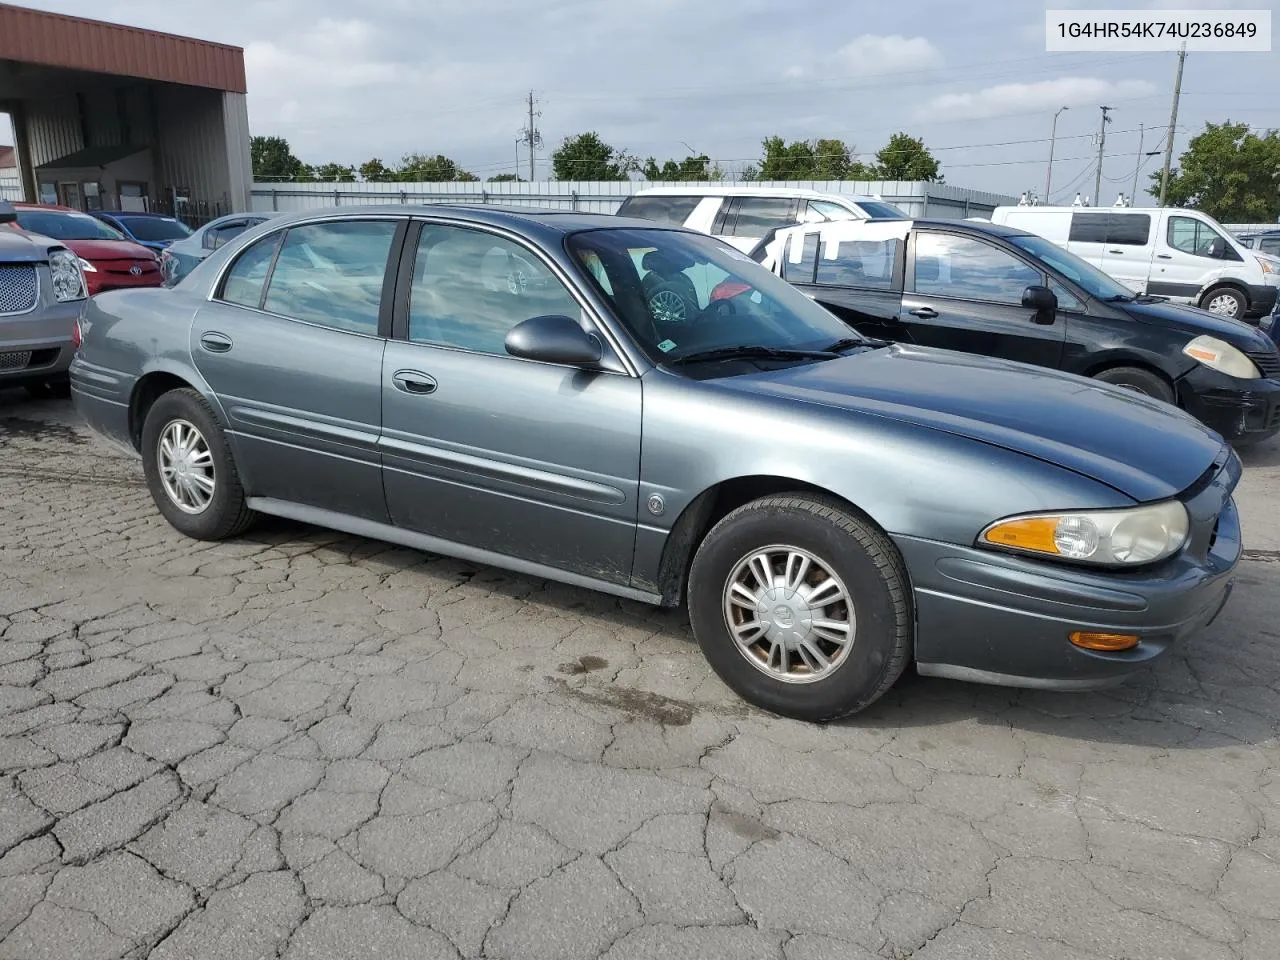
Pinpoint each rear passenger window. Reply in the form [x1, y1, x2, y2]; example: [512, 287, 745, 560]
[782, 233, 819, 283]
[1068, 213, 1109, 243]
[618, 196, 702, 228]
[725, 197, 797, 237]
[262, 220, 398, 335]
[816, 238, 900, 290]
[1069, 213, 1151, 246]
[218, 233, 282, 308]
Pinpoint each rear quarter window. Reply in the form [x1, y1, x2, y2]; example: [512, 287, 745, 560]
[617, 195, 702, 228]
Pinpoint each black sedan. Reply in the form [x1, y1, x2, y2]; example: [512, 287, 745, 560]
[750, 217, 1280, 446]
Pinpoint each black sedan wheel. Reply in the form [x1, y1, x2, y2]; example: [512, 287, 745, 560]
[1092, 366, 1176, 405]
[140, 388, 255, 541]
[687, 494, 912, 722]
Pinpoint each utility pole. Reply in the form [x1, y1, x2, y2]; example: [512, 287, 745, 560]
[1045, 105, 1069, 202]
[1130, 124, 1144, 205]
[1159, 42, 1187, 207]
[517, 91, 543, 182]
[1092, 105, 1112, 207]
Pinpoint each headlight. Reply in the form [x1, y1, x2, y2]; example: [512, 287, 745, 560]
[48, 249, 87, 302]
[980, 500, 1189, 566]
[1257, 256, 1278, 275]
[1182, 334, 1259, 379]
[76, 257, 97, 273]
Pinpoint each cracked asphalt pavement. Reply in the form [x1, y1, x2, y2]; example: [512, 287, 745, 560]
[3, 391, 1280, 960]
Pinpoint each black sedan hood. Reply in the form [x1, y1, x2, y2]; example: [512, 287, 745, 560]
[734, 344, 1225, 502]
[1124, 297, 1277, 353]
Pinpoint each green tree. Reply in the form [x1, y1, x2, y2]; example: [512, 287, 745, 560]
[641, 154, 723, 181]
[1149, 121, 1280, 221]
[359, 158, 394, 182]
[551, 132, 637, 181]
[756, 137, 869, 180]
[487, 173, 524, 182]
[873, 132, 943, 182]
[313, 162, 356, 182]
[250, 135, 309, 180]
[394, 153, 478, 182]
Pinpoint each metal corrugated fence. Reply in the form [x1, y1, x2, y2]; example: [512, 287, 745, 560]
[249, 179, 1018, 220]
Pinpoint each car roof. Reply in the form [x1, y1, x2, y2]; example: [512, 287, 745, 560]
[628, 186, 885, 202]
[260, 203, 689, 237]
[775, 216, 1031, 239]
[13, 202, 83, 213]
[94, 210, 181, 218]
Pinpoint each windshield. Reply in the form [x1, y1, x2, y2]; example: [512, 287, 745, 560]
[856, 201, 907, 219]
[118, 216, 192, 242]
[14, 210, 126, 242]
[566, 228, 858, 368]
[1008, 233, 1136, 301]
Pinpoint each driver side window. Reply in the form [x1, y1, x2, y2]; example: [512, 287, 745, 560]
[408, 225, 582, 355]
[1167, 216, 1228, 258]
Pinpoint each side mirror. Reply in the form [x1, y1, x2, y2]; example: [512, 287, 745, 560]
[505, 315, 603, 366]
[0, 201, 16, 225]
[1022, 284, 1058, 316]
[1207, 238, 1227, 259]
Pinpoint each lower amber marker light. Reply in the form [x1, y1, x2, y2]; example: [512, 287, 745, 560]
[1070, 631, 1139, 652]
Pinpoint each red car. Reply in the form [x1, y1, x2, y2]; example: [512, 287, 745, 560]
[6, 203, 163, 295]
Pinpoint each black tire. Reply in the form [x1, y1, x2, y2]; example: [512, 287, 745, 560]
[1092, 366, 1176, 405]
[1199, 286, 1247, 320]
[687, 494, 913, 722]
[140, 388, 255, 541]
[24, 380, 71, 400]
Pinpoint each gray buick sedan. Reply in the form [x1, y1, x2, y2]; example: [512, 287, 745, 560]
[70, 205, 1241, 722]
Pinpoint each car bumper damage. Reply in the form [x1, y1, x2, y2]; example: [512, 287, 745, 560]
[898, 449, 1242, 690]
[1177, 366, 1280, 445]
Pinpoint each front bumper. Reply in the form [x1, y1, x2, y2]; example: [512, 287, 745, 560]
[1178, 366, 1280, 445]
[896, 456, 1242, 690]
[0, 298, 82, 387]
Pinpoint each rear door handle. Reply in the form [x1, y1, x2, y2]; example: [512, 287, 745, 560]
[908, 307, 939, 319]
[199, 332, 232, 353]
[392, 370, 437, 395]
[1157, 254, 1173, 259]
[1108, 249, 1125, 254]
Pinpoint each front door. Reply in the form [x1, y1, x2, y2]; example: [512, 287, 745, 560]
[900, 230, 1066, 368]
[380, 220, 642, 584]
[1153, 213, 1243, 306]
[191, 216, 403, 522]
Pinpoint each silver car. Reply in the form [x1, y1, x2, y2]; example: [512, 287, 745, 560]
[0, 201, 87, 397]
[70, 205, 1240, 721]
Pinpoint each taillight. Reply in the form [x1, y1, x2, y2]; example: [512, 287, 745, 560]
[71, 319, 82, 349]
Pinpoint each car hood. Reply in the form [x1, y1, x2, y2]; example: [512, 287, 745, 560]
[0, 227, 59, 263]
[729, 343, 1225, 502]
[1124, 296, 1277, 352]
[59, 238, 157, 262]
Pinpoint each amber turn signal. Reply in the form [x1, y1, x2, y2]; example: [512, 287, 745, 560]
[1069, 631, 1139, 652]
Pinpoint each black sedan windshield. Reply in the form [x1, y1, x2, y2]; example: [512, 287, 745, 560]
[16, 210, 126, 241]
[1009, 233, 1136, 302]
[566, 228, 857, 367]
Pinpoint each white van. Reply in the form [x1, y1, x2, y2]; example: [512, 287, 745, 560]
[990, 205, 1279, 320]
[616, 187, 906, 253]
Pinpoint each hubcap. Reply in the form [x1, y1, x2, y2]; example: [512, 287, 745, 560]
[649, 289, 689, 324]
[157, 419, 215, 514]
[1207, 293, 1239, 316]
[722, 546, 855, 684]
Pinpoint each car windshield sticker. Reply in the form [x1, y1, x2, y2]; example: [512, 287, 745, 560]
[658, 339, 677, 353]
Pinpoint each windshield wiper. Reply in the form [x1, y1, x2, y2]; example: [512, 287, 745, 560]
[1104, 294, 1136, 302]
[667, 345, 838, 366]
[820, 337, 867, 352]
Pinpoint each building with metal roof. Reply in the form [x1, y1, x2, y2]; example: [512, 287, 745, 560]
[0, 2, 251, 221]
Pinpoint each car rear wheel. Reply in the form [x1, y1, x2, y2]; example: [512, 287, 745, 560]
[1200, 286, 1246, 319]
[140, 388, 255, 541]
[1091, 366, 1176, 405]
[687, 494, 912, 722]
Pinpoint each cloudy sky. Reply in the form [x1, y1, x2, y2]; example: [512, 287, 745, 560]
[2, 0, 1276, 200]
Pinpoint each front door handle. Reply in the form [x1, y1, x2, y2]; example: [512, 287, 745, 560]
[1108, 249, 1125, 254]
[199, 332, 232, 353]
[392, 370, 437, 395]
[1157, 254, 1173, 260]
[908, 307, 939, 319]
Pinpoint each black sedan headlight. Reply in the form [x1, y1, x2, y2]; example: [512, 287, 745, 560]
[979, 500, 1189, 566]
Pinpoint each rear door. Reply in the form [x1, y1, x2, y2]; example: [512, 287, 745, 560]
[1098, 211, 1157, 293]
[713, 196, 801, 251]
[191, 216, 404, 521]
[900, 229, 1066, 368]
[779, 225, 906, 342]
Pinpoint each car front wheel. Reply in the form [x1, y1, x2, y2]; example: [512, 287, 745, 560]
[1200, 286, 1246, 319]
[140, 388, 255, 541]
[687, 494, 913, 722]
